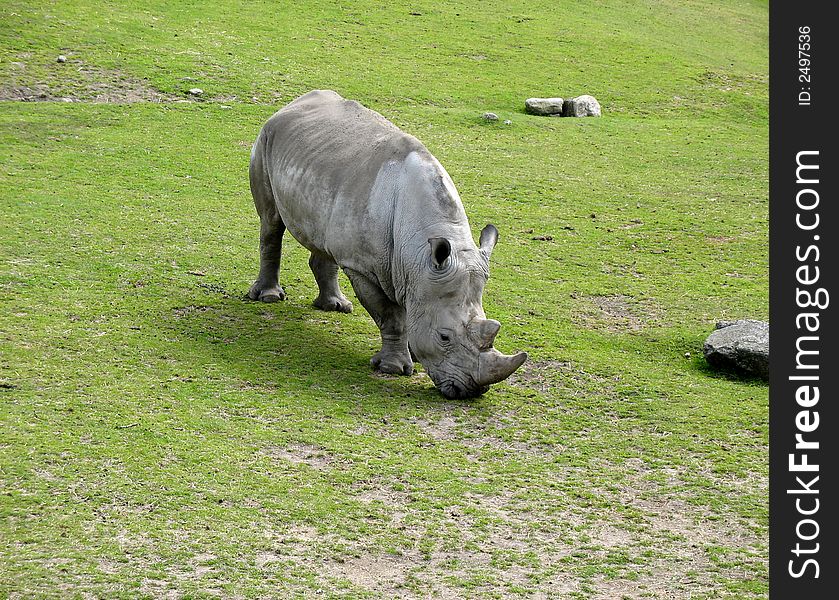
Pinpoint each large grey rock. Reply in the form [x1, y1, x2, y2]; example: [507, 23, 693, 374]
[563, 95, 601, 117]
[703, 319, 768, 380]
[525, 97, 564, 116]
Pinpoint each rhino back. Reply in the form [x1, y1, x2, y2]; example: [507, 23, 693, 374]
[258, 91, 425, 255]
[255, 90, 474, 303]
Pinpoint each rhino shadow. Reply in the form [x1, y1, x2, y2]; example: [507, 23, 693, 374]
[168, 293, 448, 404]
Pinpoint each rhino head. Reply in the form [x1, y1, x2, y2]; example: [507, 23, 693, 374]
[406, 224, 527, 399]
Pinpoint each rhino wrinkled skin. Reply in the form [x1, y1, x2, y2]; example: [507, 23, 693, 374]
[247, 90, 527, 398]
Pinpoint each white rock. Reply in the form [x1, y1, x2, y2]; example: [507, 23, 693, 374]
[525, 97, 564, 116]
[57, 55, 67, 63]
[188, 88, 204, 96]
[482, 112, 499, 121]
[563, 95, 601, 117]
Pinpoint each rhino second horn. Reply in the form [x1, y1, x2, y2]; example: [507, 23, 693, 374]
[477, 349, 528, 386]
[477, 319, 501, 350]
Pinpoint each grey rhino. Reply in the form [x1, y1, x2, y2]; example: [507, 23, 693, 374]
[247, 90, 526, 398]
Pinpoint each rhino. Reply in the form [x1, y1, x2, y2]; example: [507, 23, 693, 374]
[247, 90, 526, 398]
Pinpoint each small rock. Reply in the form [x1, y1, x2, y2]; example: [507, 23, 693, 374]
[503, 119, 512, 125]
[563, 95, 601, 117]
[525, 97, 564, 116]
[188, 88, 204, 96]
[482, 112, 499, 121]
[57, 55, 67, 63]
[703, 319, 768, 380]
[532, 235, 553, 241]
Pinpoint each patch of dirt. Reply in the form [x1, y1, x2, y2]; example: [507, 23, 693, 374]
[601, 261, 645, 279]
[353, 481, 413, 508]
[0, 84, 56, 102]
[255, 550, 282, 568]
[574, 293, 659, 333]
[411, 414, 458, 441]
[138, 578, 180, 599]
[96, 559, 121, 575]
[697, 70, 767, 93]
[0, 56, 178, 103]
[408, 402, 565, 458]
[323, 555, 410, 593]
[582, 459, 766, 599]
[589, 524, 635, 548]
[259, 443, 346, 470]
[251, 476, 586, 597]
[505, 359, 615, 396]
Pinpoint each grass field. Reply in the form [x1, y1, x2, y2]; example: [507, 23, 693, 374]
[1, 1, 768, 597]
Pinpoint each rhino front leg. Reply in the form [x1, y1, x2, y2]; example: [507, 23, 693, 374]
[343, 269, 413, 376]
[309, 253, 353, 313]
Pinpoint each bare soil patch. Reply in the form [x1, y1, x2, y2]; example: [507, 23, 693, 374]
[506, 359, 614, 396]
[259, 443, 344, 470]
[324, 554, 413, 595]
[411, 414, 458, 441]
[1, 56, 177, 103]
[574, 293, 661, 333]
[584, 460, 766, 598]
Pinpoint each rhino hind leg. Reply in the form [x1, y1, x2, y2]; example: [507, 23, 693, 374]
[344, 269, 413, 376]
[247, 141, 288, 303]
[248, 215, 287, 302]
[309, 253, 353, 313]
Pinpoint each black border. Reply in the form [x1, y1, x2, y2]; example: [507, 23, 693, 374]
[769, 1, 837, 596]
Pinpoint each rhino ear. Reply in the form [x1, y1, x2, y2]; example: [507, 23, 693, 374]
[479, 224, 499, 258]
[428, 237, 452, 269]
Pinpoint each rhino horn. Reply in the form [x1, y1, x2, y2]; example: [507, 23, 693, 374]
[475, 318, 501, 350]
[476, 348, 528, 386]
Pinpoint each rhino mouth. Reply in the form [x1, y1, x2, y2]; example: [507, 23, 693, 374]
[438, 380, 489, 400]
[427, 348, 528, 399]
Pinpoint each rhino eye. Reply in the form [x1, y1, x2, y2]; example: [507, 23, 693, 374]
[440, 333, 450, 343]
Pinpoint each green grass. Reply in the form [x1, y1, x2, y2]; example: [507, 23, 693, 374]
[1, 0, 767, 597]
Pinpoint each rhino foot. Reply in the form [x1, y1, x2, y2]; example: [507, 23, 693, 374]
[313, 294, 353, 313]
[248, 282, 286, 303]
[371, 350, 414, 376]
